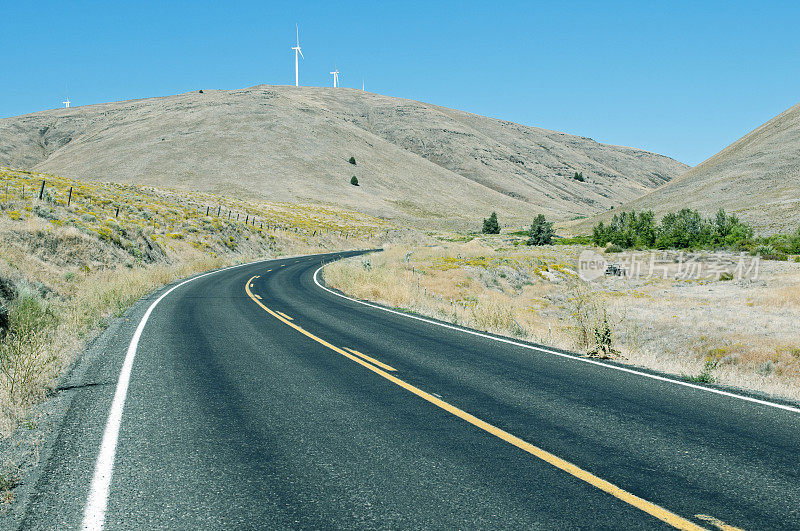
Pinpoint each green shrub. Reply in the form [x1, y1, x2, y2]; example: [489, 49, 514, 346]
[482, 212, 500, 234]
[350, 176, 359, 186]
[573, 172, 585, 182]
[348, 156, 357, 165]
[605, 243, 624, 253]
[686, 361, 716, 383]
[526, 214, 554, 245]
[591, 208, 755, 251]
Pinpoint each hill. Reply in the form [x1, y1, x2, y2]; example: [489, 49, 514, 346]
[567, 101, 800, 235]
[0, 85, 688, 229]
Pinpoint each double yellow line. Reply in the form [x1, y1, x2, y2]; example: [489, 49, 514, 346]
[245, 275, 718, 530]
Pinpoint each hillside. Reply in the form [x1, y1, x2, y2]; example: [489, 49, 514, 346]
[0, 86, 687, 229]
[567, 101, 800, 235]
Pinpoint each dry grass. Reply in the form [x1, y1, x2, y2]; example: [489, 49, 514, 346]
[0, 167, 403, 436]
[324, 235, 800, 403]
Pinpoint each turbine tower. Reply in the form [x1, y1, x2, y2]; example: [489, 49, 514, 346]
[62, 90, 71, 108]
[291, 24, 304, 86]
[330, 67, 340, 88]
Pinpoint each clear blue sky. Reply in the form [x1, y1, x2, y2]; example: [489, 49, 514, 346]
[2, 0, 799, 165]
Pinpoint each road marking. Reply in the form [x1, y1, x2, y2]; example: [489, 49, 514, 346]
[312, 266, 800, 415]
[276, 310, 293, 321]
[695, 514, 745, 531]
[81, 259, 276, 531]
[254, 294, 262, 300]
[245, 277, 705, 530]
[344, 347, 397, 371]
[266, 269, 272, 272]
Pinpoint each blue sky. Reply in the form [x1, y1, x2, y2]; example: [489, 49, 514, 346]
[2, 0, 799, 165]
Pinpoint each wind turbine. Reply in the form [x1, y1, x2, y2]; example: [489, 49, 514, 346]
[291, 24, 303, 86]
[330, 66, 340, 88]
[62, 86, 70, 108]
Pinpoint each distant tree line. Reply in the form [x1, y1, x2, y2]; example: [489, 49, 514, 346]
[592, 208, 800, 258]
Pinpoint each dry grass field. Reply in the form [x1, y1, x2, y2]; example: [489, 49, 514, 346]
[324, 236, 800, 402]
[0, 167, 396, 437]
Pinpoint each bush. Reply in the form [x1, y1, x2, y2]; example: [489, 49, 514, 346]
[591, 208, 756, 251]
[526, 214, 554, 245]
[348, 156, 357, 165]
[482, 212, 500, 234]
[350, 176, 359, 186]
[573, 172, 585, 182]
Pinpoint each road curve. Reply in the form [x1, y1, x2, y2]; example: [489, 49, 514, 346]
[17, 251, 800, 529]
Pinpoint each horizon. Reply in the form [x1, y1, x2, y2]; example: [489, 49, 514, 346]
[3, 1, 800, 166]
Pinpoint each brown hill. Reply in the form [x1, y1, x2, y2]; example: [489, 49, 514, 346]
[567, 101, 800, 235]
[0, 85, 688, 229]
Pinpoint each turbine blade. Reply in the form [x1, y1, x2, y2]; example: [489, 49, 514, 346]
[298, 48, 304, 59]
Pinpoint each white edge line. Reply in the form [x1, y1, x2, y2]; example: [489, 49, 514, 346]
[313, 265, 800, 415]
[82, 258, 275, 530]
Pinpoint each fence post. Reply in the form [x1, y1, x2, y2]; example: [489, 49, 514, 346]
[217, 206, 221, 216]
[115, 206, 120, 217]
[67, 186, 72, 206]
[245, 214, 249, 224]
[237, 213, 239, 221]
[206, 206, 209, 216]
[39, 180, 45, 200]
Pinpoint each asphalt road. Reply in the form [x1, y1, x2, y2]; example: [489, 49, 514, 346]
[17, 251, 800, 529]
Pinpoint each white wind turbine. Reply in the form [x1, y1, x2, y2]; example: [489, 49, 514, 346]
[291, 24, 304, 86]
[330, 66, 340, 88]
[62, 87, 71, 108]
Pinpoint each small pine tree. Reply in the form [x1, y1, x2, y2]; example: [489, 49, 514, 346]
[350, 175, 359, 186]
[482, 212, 500, 234]
[573, 172, 585, 182]
[348, 156, 357, 165]
[527, 214, 554, 245]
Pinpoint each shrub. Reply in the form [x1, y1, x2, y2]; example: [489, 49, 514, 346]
[0, 291, 57, 402]
[573, 172, 585, 182]
[592, 208, 756, 251]
[482, 212, 500, 234]
[350, 176, 359, 186]
[348, 156, 357, 165]
[526, 214, 554, 245]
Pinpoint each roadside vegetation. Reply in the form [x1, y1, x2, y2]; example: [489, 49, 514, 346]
[0, 167, 395, 438]
[324, 233, 800, 404]
[592, 208, 800, 260]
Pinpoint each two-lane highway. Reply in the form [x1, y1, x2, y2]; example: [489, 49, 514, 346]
[18, 251, 800, 529]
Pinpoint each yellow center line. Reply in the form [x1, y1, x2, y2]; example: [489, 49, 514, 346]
[244, 276, 707, 531]
[275, 311, 293, 321]
[254, 294, 262, 300]
[695, 514, 745, 531]
[344, 347, 397, 372]
[266, 269, 272, 272]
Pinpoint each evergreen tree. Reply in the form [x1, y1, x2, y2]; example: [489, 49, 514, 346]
[527, 214, 554, 245]
[482, 212, 500, 234]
